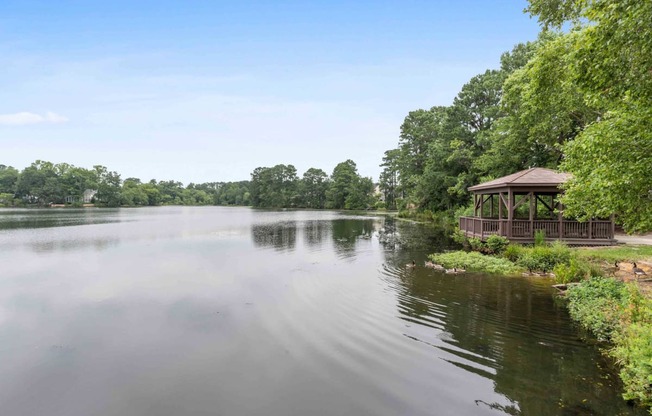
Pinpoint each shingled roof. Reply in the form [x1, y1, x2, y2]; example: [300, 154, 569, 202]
[468, 168, 570, 191]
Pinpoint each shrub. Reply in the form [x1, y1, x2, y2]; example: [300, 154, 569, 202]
[553, 258, 599, 284]
[503, 243, 525, 262]
[566, 278, 652, 409]
[485, 235, 509, 255]
[566, 277, 629, 342]
[534, 229, 546, 247]
[516, 241, 572, 273]
[429, 251, 523, 275]
[468, 237, 484, 252]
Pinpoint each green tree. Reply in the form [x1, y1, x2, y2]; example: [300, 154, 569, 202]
[300, 168, 329, 209]
[94, 165, 122, 207]
[378, 149, 400, 210]
[327, 160, 359, 209]
[526, 0, 652, 232]
[0, 165, 19, 194]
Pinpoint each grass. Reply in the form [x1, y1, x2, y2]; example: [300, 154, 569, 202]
[429, 251, 523, 275]
[575, 245, 652, 264]
[566, 278, 652, 410]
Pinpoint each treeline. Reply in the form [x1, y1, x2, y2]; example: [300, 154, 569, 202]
[0, 161, 250, 207]
[250, 160, 377, 210]
[379, 0, 651, 233]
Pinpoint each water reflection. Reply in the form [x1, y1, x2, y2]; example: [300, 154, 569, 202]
[251, 221, 297, 251]
[382, 252, 643, 415]
[0, 208, 122, 230]
[0, 208, 644, 416]
[303, 220, 330, 248]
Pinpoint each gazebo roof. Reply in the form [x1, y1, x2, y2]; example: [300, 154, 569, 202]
[468, 168, 570, 191]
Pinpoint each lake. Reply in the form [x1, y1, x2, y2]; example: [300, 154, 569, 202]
[0, 207, 644, 415]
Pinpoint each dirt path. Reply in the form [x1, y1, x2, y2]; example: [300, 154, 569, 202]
[615, 232, 652, 246]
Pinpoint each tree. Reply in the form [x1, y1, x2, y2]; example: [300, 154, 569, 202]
[300, 168, 329, 209]
[526, 0, 652, 232]
[378, 149, 400, 210]
[94, 165, 122, 207]
[0, 165, 19, 195]
[328, 160, 359, 209]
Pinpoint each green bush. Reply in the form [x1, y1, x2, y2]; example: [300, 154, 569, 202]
[553, 258, 600, 284]
[566, 277, 629, 342]
[485, 235, 509, 255]
[534, 229, 546, 246]
[566, 278, 652, 409]
[614, 322, 652, 409]
[503, 243, 525, 262]
[516, 241, 572, 273]
[429, 251, 523, 275]
[468, 237, 484, 252]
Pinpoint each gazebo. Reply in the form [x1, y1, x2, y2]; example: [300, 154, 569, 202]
[459, 168, 615, 245]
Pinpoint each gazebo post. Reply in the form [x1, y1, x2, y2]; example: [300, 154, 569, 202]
[507, 188, 513, 238]
[529, 191, 535, 238]
[490, 194, 494, 218]
[557, 200, 563, 240]
[498, 192, 504, 235]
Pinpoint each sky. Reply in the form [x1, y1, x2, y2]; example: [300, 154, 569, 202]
[1, 0, 542, 183]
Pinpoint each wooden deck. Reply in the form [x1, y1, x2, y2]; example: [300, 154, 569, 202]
[459, 217, 616, 246]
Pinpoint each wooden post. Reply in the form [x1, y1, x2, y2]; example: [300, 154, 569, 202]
[557, 200, 563, 239]
[588, 217, 593, 239]
[529, 192, 535, 238]
[473, 194, 478, 217]
[507, 188, 513, 238]
[480, 194, 484, 218]
[498, 192, 504, 236]
[610, 214, 615, 240]
[490, 194, 494, 218]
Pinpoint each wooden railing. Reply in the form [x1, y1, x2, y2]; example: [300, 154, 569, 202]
[459, 217, 614, 241]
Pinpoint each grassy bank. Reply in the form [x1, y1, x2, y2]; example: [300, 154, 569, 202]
[566, 277, 652, 411]
[431, 232, 652, 412]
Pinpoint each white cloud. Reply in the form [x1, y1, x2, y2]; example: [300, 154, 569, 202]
[0, 111, 68, 126]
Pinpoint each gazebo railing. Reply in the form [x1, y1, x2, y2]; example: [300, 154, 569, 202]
[459, 217, 614, 241]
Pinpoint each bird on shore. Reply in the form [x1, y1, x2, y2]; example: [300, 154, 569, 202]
[633, 262, 647, 276]
[445, 267, 465, 274]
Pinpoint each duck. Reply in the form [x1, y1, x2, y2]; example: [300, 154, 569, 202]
[425, 261, 445, 270]
[633, 262, 647, 276]
[406, 260, 417, 269]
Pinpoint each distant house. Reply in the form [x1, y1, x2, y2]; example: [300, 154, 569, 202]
[64, 189, 97, 204]
[83, 189, 97, 203]
[374, 184, 385, 202]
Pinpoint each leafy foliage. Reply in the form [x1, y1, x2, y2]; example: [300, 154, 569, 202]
[429, 251, 523, 275]
[566, 277, 652, 409]
[2, 160, 252, 207]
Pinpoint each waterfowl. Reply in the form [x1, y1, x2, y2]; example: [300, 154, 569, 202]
[425, 261, 445, 270]
[633, 262, 647, 276]
[406, 260, 417, 269]
[445, 268, 458, 274]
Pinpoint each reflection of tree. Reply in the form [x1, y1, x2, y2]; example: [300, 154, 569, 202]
[331, 219, 375, 258]
[251, 221, 297, 251]
[386, 264, 644, 416]
[303, 220, 330, 248]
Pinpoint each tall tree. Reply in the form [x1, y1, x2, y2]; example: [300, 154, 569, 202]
[378, 149, 400, 210]
[527, 0, 652, 232]
[300, 168, 329, 209]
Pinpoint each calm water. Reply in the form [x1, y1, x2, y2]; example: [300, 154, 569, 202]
[0, 207, 644, 416]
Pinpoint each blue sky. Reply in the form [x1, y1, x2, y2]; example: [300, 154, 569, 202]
[1, 0, 541, 183]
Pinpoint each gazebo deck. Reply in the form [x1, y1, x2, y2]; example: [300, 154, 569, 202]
[459, 217, 615, 245]
[460, 167, 616, 246]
